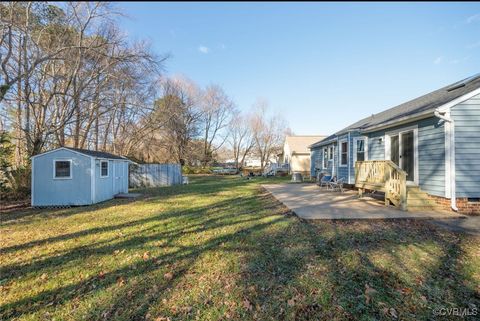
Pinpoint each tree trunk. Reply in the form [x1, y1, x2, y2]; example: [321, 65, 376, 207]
[15, 37, 23, 167]
[22, 35, 31, 156]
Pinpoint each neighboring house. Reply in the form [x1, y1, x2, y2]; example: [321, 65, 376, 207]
[31, 147, 132, 206]
[243, 156, 277, 168]
[310, 74, 480, 214]
[281, 135, 325, 176]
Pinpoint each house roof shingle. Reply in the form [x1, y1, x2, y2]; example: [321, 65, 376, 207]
[310, 73, 480, 149]
[64, 147, 128, 160]
[355, 73, 480, 131]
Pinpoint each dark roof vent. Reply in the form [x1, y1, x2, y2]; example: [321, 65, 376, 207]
[447, 73, 480, 92]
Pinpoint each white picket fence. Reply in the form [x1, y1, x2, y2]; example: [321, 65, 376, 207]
[129, 164, 182, 188]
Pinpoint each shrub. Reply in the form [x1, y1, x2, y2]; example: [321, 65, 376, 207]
[0, 132, 31, 201]
[182, 166, 213, 175]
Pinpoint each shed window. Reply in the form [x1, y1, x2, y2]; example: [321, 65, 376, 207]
[54, 160, 71, 178]
[323, 148, 328, 169]
[340, 141, 348, 166]
[101, 161, 109, 177]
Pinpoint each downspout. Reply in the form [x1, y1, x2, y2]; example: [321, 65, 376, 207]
[434, 109, 458, 212]
[347, 132, 351, 184]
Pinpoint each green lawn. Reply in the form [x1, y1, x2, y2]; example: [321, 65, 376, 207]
[1, 176, 479, 320]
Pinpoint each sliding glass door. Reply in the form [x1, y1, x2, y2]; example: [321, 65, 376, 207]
[388, 130, 416, 183]
[401, 131, 415, 182]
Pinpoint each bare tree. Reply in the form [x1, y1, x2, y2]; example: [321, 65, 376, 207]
[200, 85, 235, 165]
[0, 2, 166, 161]
[227, 113, 256, 170]
[152, 77, 202, 165]
[250, 100, 287, 170]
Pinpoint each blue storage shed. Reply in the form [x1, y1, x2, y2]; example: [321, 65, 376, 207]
[31, 147, 132, 206]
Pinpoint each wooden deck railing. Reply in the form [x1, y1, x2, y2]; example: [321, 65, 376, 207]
[355, 160, 407, 211]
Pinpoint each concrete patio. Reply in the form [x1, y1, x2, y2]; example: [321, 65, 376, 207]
[262, 183, 466, 220]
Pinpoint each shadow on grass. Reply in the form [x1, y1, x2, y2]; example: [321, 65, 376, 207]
[1, 176, 478, 320]
[238, 217, 479, 320]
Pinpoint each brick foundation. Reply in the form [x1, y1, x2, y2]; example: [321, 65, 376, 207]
[429, 195, 480, 215]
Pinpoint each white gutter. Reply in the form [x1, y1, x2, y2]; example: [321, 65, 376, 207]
[434, 109, 458, 212]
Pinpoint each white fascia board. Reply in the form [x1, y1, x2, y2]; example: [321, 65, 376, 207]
[437, 87, 480, 112]
[31, 147, 94, 160]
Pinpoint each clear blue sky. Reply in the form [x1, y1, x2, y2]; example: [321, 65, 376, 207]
[119, 2, 480, 135]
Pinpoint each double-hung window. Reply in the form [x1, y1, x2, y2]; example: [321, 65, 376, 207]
[356, 139, 365, 162]
[340, 141, 348, 166]
[322, 148, 328, 169]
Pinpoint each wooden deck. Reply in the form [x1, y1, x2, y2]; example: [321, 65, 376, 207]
[355, 160, 407, 210]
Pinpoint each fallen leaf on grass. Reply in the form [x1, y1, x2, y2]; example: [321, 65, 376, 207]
[40, 273, 48, 281]
[243, 299, 253, 311]
[287, 298, 295, 307]
[143, 251, 150, 261]
[364, 283, 377, 304]
[389, 308, 398, 319]
[113, 249, 126, 256]
[397, 287, 412, 295]
[180, 306, 192, 314]
[164, 272, 173, 280]
[116, 276, 126, 286]
[98, 271, 105, 279]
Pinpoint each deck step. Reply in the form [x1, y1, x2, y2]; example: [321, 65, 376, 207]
[407, 198, 439, 206]
[405, 185, 444, 212]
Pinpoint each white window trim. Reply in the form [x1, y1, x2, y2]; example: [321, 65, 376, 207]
[353, 136, 368, 164]
[328, 146, 334, 160]
[339, 139, 348, 167]
[53, 159, 72, 180]
[384, 124, 419, 185]
[100, 160, 109, 178]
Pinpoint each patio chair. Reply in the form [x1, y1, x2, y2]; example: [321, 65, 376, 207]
[329, 177, 345, 192]
[318, 175, 332, 189]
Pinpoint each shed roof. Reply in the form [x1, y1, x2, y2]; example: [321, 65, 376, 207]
[64, 147, 128, 160]
[33, 147, 128, 160]
[285, 136, 326, 154]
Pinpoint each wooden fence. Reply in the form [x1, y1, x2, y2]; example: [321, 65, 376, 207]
[129, 164, 182, 188]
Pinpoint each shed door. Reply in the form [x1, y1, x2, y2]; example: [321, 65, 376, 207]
[114, 162, 126, 194]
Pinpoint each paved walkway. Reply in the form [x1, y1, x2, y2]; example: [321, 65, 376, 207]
[262, 183, 466, 220]
[427, 217, 480, 236]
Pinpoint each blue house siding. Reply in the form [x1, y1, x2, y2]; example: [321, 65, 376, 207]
[32, 150, 92, 206]
[310, 148, 320, 177]
[417, 117, 445, 197]
[452, 93, 480, 198]
[368, 131, 385, 160]
[366, 117, 445, 197]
